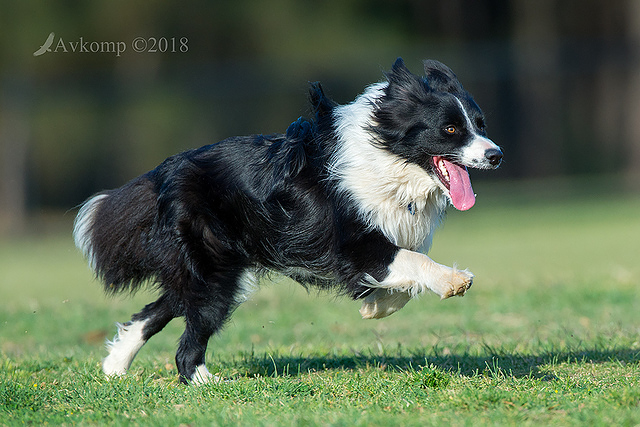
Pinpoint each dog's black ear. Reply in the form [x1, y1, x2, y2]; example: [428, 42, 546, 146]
[423, 59, 464, 94]
[309, 81, 336, 119]
[385, 57, 425, 95]
[392, 57, 407, 72]
[387, 57, 413, 83]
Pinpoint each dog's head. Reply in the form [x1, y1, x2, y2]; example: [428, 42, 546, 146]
[373, 58, 503, 211]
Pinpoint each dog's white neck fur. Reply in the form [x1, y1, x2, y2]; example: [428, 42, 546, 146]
[330, 82, 447, 251]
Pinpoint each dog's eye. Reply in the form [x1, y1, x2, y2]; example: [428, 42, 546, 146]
[444, 125, 456, 135]
[476, 118, 485, 131]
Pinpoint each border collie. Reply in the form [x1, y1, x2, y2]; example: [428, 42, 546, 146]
[74, 58, 502, 384]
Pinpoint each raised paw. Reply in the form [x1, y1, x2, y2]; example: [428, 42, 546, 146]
[359, 289, 412, 319]
[440, 269, 474, 300]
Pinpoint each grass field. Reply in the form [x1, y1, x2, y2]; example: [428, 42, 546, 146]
[1, 177, 640, 426]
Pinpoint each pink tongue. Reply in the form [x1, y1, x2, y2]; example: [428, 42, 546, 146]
[442, 159, 475, 211]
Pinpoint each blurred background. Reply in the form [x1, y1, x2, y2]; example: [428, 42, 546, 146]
[1, 0, 640, 235]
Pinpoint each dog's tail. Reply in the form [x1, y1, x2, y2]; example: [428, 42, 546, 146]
[73, 175, 161, 295]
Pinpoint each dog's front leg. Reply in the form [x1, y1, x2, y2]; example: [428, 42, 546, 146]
[360, 249, 473, 319]
[383, 248, 474, 299]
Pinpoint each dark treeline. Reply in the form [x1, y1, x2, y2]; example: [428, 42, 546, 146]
[1, 0, 639, 233]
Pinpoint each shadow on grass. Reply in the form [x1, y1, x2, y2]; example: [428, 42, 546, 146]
[230, 346, 640, 380]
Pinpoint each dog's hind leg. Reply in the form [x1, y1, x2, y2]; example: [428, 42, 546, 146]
[174, 275, 240, 385]
[103, 293, 177, 377]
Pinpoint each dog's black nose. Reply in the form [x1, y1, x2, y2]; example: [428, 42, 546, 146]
[485, 148, 503, 167]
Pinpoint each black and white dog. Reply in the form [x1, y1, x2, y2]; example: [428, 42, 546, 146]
[74, 58, 502, 384]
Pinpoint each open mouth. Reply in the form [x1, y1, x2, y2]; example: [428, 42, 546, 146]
[430, 156, 476, 211]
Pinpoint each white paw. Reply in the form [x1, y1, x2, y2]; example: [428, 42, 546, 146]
[190, 364, 222, 385]
[102, 320, 147, 377]
[439, 268, 474, 300]
[359, 289, 412, 319]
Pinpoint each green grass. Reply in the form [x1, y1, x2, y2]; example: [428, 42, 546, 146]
[2, 177, 640, 425]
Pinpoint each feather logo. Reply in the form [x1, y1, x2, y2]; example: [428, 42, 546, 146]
[33, 32, 55, 56]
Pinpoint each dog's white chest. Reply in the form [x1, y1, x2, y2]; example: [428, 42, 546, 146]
[371, 194, 446, 251]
